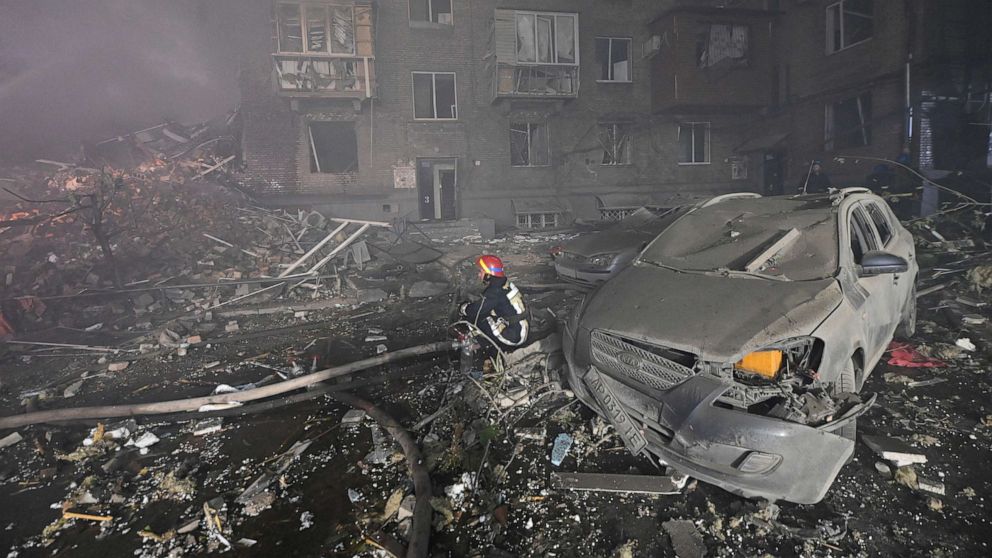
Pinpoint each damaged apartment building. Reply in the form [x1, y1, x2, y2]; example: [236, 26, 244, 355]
[238, 0, 992, 227]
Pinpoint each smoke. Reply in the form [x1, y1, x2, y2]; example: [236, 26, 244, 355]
[0, 0, 255, 163]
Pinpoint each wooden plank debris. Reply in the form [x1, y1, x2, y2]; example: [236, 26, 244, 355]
[552, 472, 685, 495]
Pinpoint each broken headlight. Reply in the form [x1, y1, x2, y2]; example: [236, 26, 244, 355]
[734, 337, 820, 383]
[585, 252, 618, 268]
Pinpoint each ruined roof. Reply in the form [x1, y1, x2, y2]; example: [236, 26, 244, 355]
[640, 196, 838, 281]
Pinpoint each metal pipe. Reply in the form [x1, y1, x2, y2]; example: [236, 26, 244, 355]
[0, 341, 457, 430]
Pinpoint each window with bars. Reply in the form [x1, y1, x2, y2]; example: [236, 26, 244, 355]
[412, 72, 457, 119]
[825, 92, 871, 150]
[595, 38, 632, 82]
[277, 3, 355, 54]
[600, 123, 632, 166]
[510, 122, 550, 167]
[826, 0, 873, 54]
[516, 212, 560, 229]
[678, 122, 710, 164]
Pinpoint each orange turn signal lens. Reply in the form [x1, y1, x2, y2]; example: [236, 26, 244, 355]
[735, 350, 784, 379]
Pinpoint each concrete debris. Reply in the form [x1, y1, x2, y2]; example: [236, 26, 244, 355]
[107, 362, 129, 372]
[861, 435, 928, 467]
[341, 409, 367, 424]
[663, 519, 707, 558]
[916, 477, 946, 496]
[0, 432, 23, 449]
[955, 337, 976, 352]
[408, 280, 450, 298]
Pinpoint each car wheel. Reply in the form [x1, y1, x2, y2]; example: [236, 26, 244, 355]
[833, 359, 859, 447]
[896, 281, 917, 338]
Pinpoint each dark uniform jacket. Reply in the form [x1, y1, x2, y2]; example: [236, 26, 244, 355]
[461, 276, 528, 347]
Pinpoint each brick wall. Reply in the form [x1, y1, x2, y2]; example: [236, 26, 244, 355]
[238, 0, 799, 225]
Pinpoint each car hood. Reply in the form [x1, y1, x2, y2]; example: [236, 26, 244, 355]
[564, 229, 656, 257]
[579, 264, 843, 362]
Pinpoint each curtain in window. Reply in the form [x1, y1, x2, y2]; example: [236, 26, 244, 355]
[516, 14, 536, 62]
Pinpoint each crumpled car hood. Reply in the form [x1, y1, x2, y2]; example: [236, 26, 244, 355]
[580, 264, 843, 361]
[564, 229, 656, 257]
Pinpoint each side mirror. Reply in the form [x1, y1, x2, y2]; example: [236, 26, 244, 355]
[858, 250, 908, 276]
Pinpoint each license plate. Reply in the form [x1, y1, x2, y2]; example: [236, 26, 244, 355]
[584, 368, 648, 455]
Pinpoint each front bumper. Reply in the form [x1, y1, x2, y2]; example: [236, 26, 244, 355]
[562, 327, 855, 504]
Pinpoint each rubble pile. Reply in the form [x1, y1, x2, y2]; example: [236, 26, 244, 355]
[1, 187, 991, 556]
[0, 160, 389, 342]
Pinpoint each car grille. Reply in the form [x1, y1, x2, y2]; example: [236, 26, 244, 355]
[591, 331, 698, 392]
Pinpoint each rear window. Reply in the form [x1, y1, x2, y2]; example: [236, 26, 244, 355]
[639, 197, 838, 281]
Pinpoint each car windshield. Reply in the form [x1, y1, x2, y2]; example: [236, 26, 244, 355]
[639, 196, 838, 281]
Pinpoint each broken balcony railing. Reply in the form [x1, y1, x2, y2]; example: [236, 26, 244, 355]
[493, 63, 579, 100]
[273, 54, 375, 98]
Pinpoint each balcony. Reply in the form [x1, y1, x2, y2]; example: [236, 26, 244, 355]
[493, 63, 579, 101]
[273, 54, 375, 99]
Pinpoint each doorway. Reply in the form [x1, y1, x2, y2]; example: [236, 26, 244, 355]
[417, 158, 458, 220]
[763, 151, 784, 196]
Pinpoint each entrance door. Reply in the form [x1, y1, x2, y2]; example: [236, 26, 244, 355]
[436, 164, 456, 220]
[417, 158, 457, 220]
[763, 151, 784, 196]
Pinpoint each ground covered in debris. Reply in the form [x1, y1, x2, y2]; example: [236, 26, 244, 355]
[1, 163, 991, 557]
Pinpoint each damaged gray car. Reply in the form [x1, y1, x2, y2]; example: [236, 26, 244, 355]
[563, 189, 918, 504]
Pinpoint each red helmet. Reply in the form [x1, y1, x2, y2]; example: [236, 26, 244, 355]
[476, 254, 505, 277]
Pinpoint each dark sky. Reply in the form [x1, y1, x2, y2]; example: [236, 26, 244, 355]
[0, 0, 258, 163]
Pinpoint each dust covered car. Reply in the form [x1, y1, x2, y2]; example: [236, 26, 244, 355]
[563, 189, 917, 504]
[552, 207, 692, 287]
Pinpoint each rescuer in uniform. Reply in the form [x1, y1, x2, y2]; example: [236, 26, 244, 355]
[459, 254, 529, 351]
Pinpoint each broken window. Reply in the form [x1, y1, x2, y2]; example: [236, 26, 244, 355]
[277, 4, 304, 52]
[864, 202, 892, 246]
[413, 72, 457, 119]
[515, 12, 577, 64]
[696, 24, 749, 68]
[308, 121, 358, 174]
[678, 122, 710, 164]
[849, 206, 879, 264]
[277, 3, 354, 54]
[826, 0, 873, 53]
[595, 38, 632, 82]
[510, 123, 550, 167]
[825, 92, 871, 150]
[600, 123, 632, 166]
[410, 0, 452, 25]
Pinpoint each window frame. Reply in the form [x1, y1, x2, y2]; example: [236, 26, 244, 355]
[409, 0, 453, 26]
[824, 91, 872, 151]
[509, 122, 551, 168]
[848, 205, 880, 264]
[599, 122, 633, 166]
[825, 0, 873, 54]
[306, 120, 358, 174]
[411, 71, 458, 121]
[677, 122, 711, 165]
[863, 201, 893, 247]
[276, 3, 356, 56]
[513, 11, 580, 66]
[594, 37, 633, 83]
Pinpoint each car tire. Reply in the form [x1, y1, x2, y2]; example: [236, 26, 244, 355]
[833, 359, 859, 460]
[897, 281, 917, 338]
